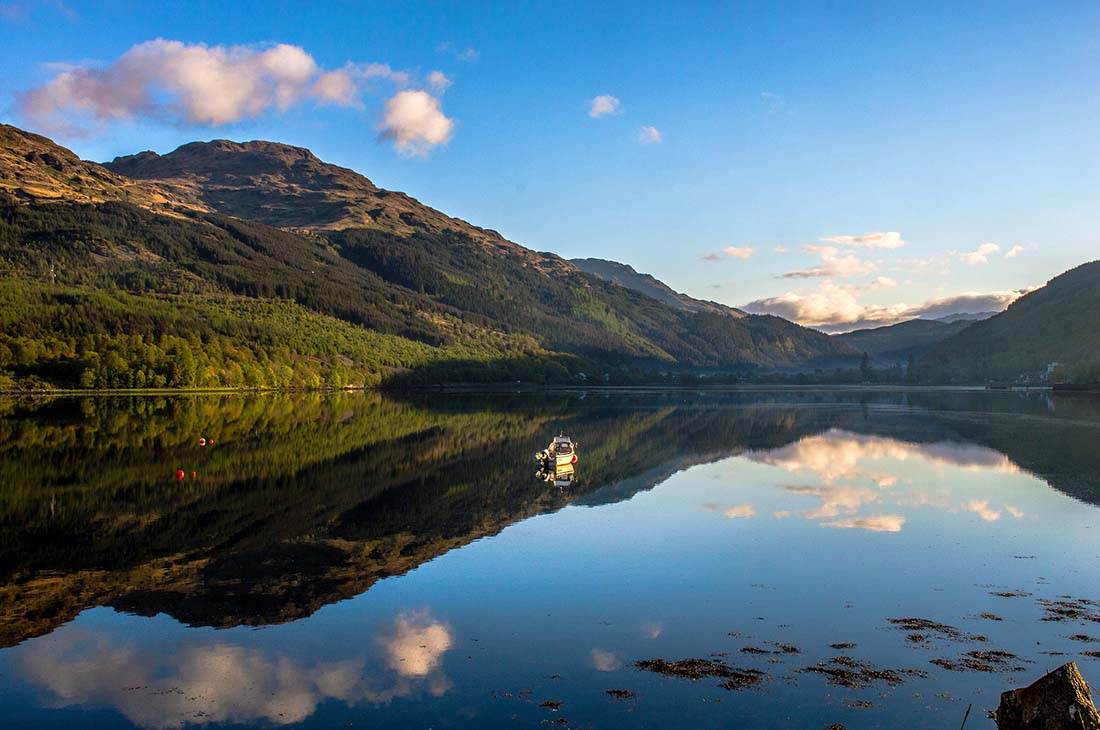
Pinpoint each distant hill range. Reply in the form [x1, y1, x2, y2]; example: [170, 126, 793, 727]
[933, 311, 997, 324]
[834, 317, 983, 366]
[0, 124, 854, 390]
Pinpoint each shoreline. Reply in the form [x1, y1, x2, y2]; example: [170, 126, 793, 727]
[0, 383, 1070, 397]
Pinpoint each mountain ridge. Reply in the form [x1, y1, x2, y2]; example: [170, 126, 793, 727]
[0, 124, 856, 389]
[571, 257, 746, 318]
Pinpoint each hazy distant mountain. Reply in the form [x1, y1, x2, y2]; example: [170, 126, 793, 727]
[0, 124, 855, 390]
[918, 260, 1100, 383]
[933, 311, 998, 324]
[834, 318, 975, 365]
[571, 257, 745, 317]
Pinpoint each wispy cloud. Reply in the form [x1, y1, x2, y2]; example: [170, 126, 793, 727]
[427, 70, 452, 92]
[702, 246, 754, 262]
[588, 94, 621, 118]
[436, 42, 478, 61]
[638, 125, 663, 144]
[724, 504, 757, 519]
[962, 499, 1001, 522]
[760, 91, 783, 113]
[1005, 245, 1025, 259]
[826, 514, 906, 532]
[961, 242, 1000, 265]
[819, 231, 905, 250]
[781, 245, 877, 279]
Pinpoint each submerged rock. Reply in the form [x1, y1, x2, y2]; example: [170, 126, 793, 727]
[994, 661, 1100, 729]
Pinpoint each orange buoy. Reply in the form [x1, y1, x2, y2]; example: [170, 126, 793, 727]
[191, 471, 197, 479]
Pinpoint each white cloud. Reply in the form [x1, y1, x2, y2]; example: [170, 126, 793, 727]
[781, 245, 877, 279]
[826, 514, 906, 532]
[588, 94, 621, 118]
[819, 231, 905, 250]
[1005, 245, 1025, 258]
[703, 246, 754, 262]
[961, 242, 1001, 265]
[724, 504, 757, 519]
[773, 245, 788, 253]
[379, 89, 455, 157]
[382, 611, 454, 677]
[868, 276, 897, 290]
[591, 648, 623, 671]
[743, 281, 1030, 332]
[1005, 505, 1025, 519]
[427, 70, 452, 92]
[638, 125, 663, 144]
[20, 40, 415, 133]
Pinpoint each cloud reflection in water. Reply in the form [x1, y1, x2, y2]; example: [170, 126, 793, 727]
[20, 610, 455, 728]
[746, 430, 1029, 534]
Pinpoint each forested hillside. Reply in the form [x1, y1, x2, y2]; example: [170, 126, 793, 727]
[834, 318, 974, 365]
[917, 260, 1100, 383]
[0, 125, 855, 389]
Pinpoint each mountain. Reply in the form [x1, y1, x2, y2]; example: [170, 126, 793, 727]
[0, 125, 195, 212]
[571, 257, 745, 317]
[0, 125, 855, 390]
[934, 311, 997, 324]
[105, 139, 514, 245]
[917, 260, 1100, 383]
[834, 318, 975, 365]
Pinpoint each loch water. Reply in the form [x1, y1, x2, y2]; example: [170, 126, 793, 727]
[0, 389, 1098, 728]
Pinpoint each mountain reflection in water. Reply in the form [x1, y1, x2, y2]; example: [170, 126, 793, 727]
[0, 389, 1099, 728]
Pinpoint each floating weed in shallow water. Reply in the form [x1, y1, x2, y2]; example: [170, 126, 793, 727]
[740, 641, 800, 656]
[605, 689, 636, 700]
[830, 642, 856, 650]
[1037, 597, 1100, 623]
[1070, 634, 1098, 642]
[990, 590, 1033, 598]
[634, 657, 769, 691]
[888, 617, 984, 642]
[719, 669, 769, 690]
[930, 650, 1027, 673]
[973, 612, 1004, 621]
[797, 656, 925, 689]
[846, 699, 873, 709]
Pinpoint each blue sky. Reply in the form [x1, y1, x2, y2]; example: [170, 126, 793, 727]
[2, 0, 1097, 330]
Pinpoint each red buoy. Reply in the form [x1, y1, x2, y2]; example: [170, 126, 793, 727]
[175, 469, 186, 480]
[198, 437, 207, 447]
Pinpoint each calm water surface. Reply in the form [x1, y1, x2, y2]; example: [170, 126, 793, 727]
[0, 389, 1098, 728]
